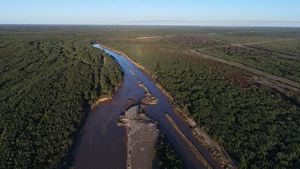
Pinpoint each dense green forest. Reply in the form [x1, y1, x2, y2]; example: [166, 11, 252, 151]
[0, 31, 123, 169]
[103, 28, 300, 169]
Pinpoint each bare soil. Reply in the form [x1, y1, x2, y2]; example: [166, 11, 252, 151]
[119, 106, 159, 169]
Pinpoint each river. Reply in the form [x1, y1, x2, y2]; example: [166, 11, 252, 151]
[73, 44, 222, 169]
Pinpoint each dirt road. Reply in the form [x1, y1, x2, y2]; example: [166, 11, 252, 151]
[190, 49, 300, 92]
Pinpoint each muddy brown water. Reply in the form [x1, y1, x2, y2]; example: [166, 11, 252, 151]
[73, 44, 221, 169]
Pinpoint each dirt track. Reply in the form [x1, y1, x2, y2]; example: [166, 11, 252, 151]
[196, 39, 294, 52]
[190, 49, 300, 92]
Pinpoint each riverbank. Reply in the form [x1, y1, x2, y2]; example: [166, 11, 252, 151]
[101, 43, 237, 169]
[101, 44, 174, 102]
[118, 78, 159, 168]
[91, 97, 112, 110]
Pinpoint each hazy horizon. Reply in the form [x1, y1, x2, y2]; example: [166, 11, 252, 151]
[1, 0, 300, 27]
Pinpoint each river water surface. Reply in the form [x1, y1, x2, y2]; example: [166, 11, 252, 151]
[73, 44, 221, 169]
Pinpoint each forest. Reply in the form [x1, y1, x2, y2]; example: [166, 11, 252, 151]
[0, 30, 123, 169]
[102, 27, 300, 169]
[1, 26, 300, 169]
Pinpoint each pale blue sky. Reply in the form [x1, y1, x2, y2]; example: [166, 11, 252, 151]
[0, 0, 300, 26]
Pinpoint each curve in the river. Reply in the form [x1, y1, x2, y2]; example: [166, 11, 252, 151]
[73, 44, 222, 169]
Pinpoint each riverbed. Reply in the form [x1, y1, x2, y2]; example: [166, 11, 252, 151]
[73, 44, 224, 169]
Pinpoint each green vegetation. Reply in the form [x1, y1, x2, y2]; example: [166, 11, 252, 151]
[0, 30, 122, 169]
[202, 43, 300, 83]
[252, 39, 300, 57]
[1, 26, 300, 169]
[103, 27, 300, 169]
[154, 134, 184, 169]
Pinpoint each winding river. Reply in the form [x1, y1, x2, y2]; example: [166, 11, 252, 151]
[73, 44, 222, 169]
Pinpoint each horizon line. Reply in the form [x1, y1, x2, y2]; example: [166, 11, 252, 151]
[1, 23, 300, 28]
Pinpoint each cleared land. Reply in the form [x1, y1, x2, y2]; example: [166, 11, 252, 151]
[190, 49, 300, 91]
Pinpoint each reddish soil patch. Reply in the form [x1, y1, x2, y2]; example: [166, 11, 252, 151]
[231, 73, 254, 87]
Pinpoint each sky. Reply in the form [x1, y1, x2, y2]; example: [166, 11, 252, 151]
[0, 0, 300, 27]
